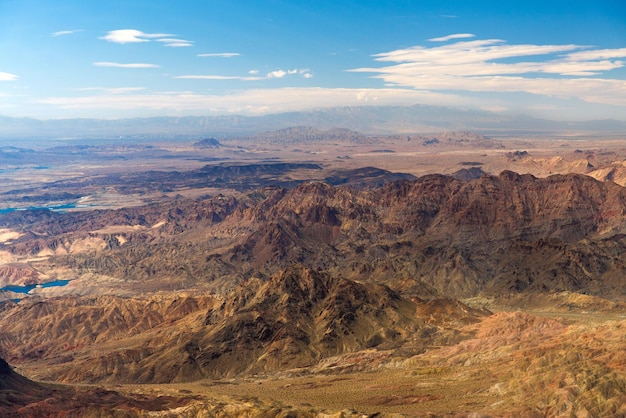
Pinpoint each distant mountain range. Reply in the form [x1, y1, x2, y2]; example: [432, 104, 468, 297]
[1, 104, 626, 141]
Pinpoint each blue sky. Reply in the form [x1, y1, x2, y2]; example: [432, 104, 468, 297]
[1, 0, 625, 120]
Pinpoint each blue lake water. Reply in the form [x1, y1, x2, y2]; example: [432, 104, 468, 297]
[0, 279, 70, 294]
[0, 203, 79, 214]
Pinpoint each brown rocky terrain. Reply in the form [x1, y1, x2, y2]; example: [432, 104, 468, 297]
[589, 160, 626, 186]
[401, 311, 626, 416]
[0, 356, 199, 417]
[3, 170, 624, 301]
[0, 265, 485, 385]
[0, 263, 43, 287]
[0, 131, 626, 415]
[237, 126, 378, 145]
[1, 355, 375, 417]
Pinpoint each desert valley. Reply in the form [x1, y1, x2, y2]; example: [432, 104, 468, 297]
[0, 114, 625, 417]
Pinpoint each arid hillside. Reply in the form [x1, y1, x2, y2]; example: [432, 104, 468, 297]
[0, 356, 200, 417]
[2, 151, 626, 415]
[2, 171, 626, 300]
[0, 265, 485, 385]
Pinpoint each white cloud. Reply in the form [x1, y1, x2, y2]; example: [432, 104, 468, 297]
[177, 68, 314, 81]
[349, 38, 626, 107]
[100, 29, 173, 44]
[107, 87, 147, 94]
[564, 48, 626, 61]
[94, 62, 160, 68]
[267, 70, 287, 78]
[157, 38, 193, 47]
[51, 29, 83, 37]
[176, 67, 314, 81]
[299, 69, 313, 78]
[0, 72, 18, 81]
[198, 53, 241, 58]
[101, 30, 193, 47]
[370, 40, 580, 64]
[429, 33, 475, 42]
[157, 38, 189, 43]
[266, 69, 312, 79]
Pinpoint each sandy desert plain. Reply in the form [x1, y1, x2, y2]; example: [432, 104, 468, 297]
[1, 128, 626, 417]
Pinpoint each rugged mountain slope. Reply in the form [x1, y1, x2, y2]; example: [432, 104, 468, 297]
[0, 357, 196, 417]
[0, 357, 53, 411]
[0, 355, 354, 417]
[404, 312, 626, 416]
[0, 263, 43, 287]
[0, 293, 218, 382]
[220, 172, 626, 297]
[0, 266, 484, 384]
[3, 169, 626, 415]
[190, 265, 449, 378]
[2, 171, 626, 299]
[589, 161, 626, 186]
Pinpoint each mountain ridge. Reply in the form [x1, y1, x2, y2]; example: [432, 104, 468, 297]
[2, 170, 626, 300]
[0, 265, 486, 384]
[2, 168, 626, 415]
[2, 104, 626, 140]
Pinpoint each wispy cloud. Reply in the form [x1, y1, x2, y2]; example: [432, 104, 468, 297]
[100, 29, 193, 48]
[198, 53, 241, 58]
[349, 38, 626, 106]
[157, 38, 193, 47]
[94, 62, 160, 68]
[176, 68, 313, 81]
[100, 29, 172, 44]
[267, 68, 313, 79]
[51, 29, 83, 37]
[370, 39, 580, 64]
[429, 33, 474, 42]
[564, 48, 626, 61]
[0, 72, 18, 81]
[100, 30, 192, 47]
